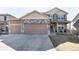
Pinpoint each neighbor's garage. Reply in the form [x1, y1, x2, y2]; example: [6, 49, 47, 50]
[9, 20, 22, 34]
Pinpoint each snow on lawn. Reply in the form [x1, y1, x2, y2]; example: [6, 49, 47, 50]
[56, 42, 79, 51]
[0, 40, 15, 51]
[0, 34, 54, 51]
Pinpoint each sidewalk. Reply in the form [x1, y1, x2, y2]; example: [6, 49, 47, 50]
[47, 48, 56, 51]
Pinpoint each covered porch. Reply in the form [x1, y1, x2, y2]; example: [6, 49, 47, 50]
[50, 21, 70, 34]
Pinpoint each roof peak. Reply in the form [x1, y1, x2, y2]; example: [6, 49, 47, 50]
[46, 7, 68, 14]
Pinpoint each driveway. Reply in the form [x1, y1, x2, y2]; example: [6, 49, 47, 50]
[0, 34, 54, 51]
[0, 40, 14, 51]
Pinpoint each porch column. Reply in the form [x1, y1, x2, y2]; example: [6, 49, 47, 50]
[53, 24, 55, 33]
[69, 23, 71, 33]
[57, 22, 58, 32]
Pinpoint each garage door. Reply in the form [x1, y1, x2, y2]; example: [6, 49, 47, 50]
[10, 24, 21, 34]
[24, 24, 48, 34]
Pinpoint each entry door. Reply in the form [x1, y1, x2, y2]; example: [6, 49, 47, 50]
[50, 24, 56, 33]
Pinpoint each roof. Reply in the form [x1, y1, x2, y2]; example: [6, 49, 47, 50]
[45, 7, 68, 14]
[19, 10, 48, 19]
[72, 13, 79, 22]
[0, 14, 17, 18]
[0, 13, 18, 20]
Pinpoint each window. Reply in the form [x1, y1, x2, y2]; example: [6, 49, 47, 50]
[57, 15, 66, 21]
[60, 15, 65, 19]
[4, 16, 7, 21]
[0, 16, 4, 21]
[48, 14, 52, 19]
[48, 14, 66, 20]
[53, 14, 58, 20]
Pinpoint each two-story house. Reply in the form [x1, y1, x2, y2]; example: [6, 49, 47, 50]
[45, 8, 70, 34]
[0, 14, 17, 34]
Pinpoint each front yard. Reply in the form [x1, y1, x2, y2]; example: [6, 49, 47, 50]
[49, 34, 79, 51]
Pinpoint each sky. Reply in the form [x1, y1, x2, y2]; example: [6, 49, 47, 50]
[0, 0, 78, 21]
[0, 7, 78, 21]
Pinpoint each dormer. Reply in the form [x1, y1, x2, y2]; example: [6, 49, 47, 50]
[45, 7, 68, 21]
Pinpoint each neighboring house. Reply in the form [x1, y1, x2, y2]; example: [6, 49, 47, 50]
[73, 13, 79, 31]
[8, 8, 71, 34]
[0, 14, 17, 34]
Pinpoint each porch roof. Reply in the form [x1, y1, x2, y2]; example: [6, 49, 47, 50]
[50, 20, 71, 24]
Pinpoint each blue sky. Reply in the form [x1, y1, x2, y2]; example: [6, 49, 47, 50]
[0, 0, 78, 21]
[0, 7, 78, 21]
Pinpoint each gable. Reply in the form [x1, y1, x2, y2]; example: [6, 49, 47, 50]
[20, 11, 48, 19]
[8, 15, 18, 20]
[46, 8, 68, 15]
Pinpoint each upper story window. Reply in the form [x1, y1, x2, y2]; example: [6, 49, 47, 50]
[53, 14, 58, 20]
[60, 15, 66, 20]
[0, 16, 5, 21]
[48, 14, 66, 21]
[0, 16, 10, 21]
[48, 14, 52, 19]
[4, 16, 7, 21]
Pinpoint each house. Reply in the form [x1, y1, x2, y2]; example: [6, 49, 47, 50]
[73, 13, 79, 31]
[8, 8, 70, 34]
[45, 8, 70, 34]
[0, 14, 17, 34]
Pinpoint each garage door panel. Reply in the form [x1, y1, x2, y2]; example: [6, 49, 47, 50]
[24, 24, 48, 34]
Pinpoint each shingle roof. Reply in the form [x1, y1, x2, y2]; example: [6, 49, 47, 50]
[19, 10, 48, 19]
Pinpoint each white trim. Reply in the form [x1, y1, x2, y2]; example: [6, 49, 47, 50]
[47, 24, 50, 35]
[21, 23, 24, 33]
[10, 24, 21, 25]
[8, 21, 11, 34]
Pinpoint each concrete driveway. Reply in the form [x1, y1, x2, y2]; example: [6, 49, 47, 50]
[0, 34, 54, 51]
